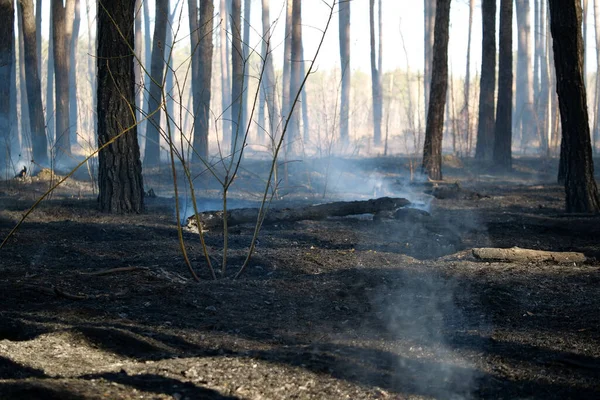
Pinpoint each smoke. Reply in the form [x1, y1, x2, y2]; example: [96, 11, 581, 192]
[370, 270, 482, 398]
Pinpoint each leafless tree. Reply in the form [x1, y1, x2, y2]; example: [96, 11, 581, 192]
[339, 0, 350, 143]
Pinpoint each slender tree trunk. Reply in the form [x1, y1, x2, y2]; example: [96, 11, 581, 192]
[287, 0, 302, 155]
[35, 0, 41, 74]
[534, 0, 540, 97]
[231, 0, 244, 156]
[85, 0, 95, 141]
[69, 0, 81, 148]
[583, 0, 588, 87]
[424, 0, 436, 113]
[299, 39, 309, 142]
[0, 0, 13, 169]
[46, 4, 54, 143]
[143, 0, 168, 167]
[18, 4, 30, 149]
[189, 0, 214, 161]
[134, 0, 143, 125]
[548, 0, 600, 213]
[515, 0, 535, 151]
[463, 0, 475, 157]
[422, 0, 451, 181]
[219, 0, 231, 147]
[259, 0, 277, 143]
[281, 0, 292, 129]
[97, 0, 144, 213]
[241, 0, 250, 141]
[594, 0, 600, 151]
[538, 0, 550, 154]
[475, 0, 496, 161]
[369, 0, 382, 146]
[52, 0, 76, 163]
[18, 0, 48, 167]
[10, 20, 18, 155]
[339, 0, 350, 143]
[494, 0, 513, 170]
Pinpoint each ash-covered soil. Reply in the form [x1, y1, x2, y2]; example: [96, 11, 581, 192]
[0, 157, 599, 399]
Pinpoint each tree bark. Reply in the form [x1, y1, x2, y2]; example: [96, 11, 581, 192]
[424, 0, 436, 113]
[594, 0, 600, 151]
[259, 0, 277, 143]
[46, 4, 54, 143]
[52, 0, 76, 163]
[538, 0, 551, 154]
[369, 0, 382, 146]
[189, 0, 214, 161]
[18, 0, 48, 167]
[494, 0, 513, 170]
[69, 0, 81, 148]
[339, 0, 350, 143]
[97, 0, 144, 213]
[0, 0, 13, 170]
[134, 0, 143, 127]
[143, 0, 168, 167]
[548, 0, 600, 213]
[220, 0, 231, 148]
[463, 0, 475, 157]
[281, 0, 292, 134]
[230, 0, 244, 156]
[187, 197, 411, 231]
[286, 0, 302, 155]
[472, 247, 587, 263]
[17, 3, 30, 152]
[241, 0, 250, 143]
[422, 0, 451, 181]
[515, 0, 535, 151]
[475, 0, 496, 162]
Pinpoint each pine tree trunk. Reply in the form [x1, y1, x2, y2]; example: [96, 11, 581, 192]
[299, 39, 309, 142]
[0, 0, 13, 170]
[69, 0, 80, 148]
[423, 0, 436, 113]
[35, 0, 40, 74]
[494, 0, 513, 170]
[259, 0, 277, 143]
[134, 0, 143, 126]
[46, 5, 54, 143]
[97, 0, 144, 213]
[281, 0, 292, 133]
[515, 0, 535, 151]
[10, 12, 18, 155]
[339, 0, 350, 143]
[594, 0, 600, 152]
[220, 0, 231, 148]
[241, 0, 250, 141]
[189, 0, 214, 161]
[422, 0, 451, 181]
[463, 0, 474, 157]
[548, 0, 600, 213]
[287, 0, 302, 155]
[369, 0, 382, 146]
[18, 0, 48, 167]
[143, 0, 168, 167]
[52, 0, 75, 163]
[165, 4, 174, 143]
[475, 0, 496, 161]
[538, 0, 550, 154]
[231, 0, 244, 156]
[17, 5, 30, 149]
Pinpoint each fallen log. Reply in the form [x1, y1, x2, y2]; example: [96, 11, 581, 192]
[187, 197, 411, 231]
[472, 247, 587, 263]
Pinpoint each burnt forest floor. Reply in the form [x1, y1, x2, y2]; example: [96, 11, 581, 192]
[0, 156, 599, 399]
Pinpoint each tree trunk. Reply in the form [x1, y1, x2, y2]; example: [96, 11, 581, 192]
[18, 4, 30, 150]
[46, 4, 54, 143]
[424, 0, 436, 113]
[18, 0, 48, 167]
[143, 0, 168, 167]
[230, 0, 244, 156]
[165, 4, 175, 143]
[85, 0, 96, 140]
[0, 0, 13, 170]
[463, 0, 475, 157]
[10, 20, 18, 156]
[69, 0, 81, 148]
[189, 0, 214, 161]
[241, 0, 250, 142]
[286, 0, 302, 155]
[369, 0, 382, 146]
[281, 0, 292, 131]
[475, 0, 496, 161]
[220, 0, 231, 148]
[299, 37, 309, 142]
[594, 0, 600, 151]
[52, 0, 76, 163]
[134, 0, 143, 126]
[422, 0, 451, 181]
[515, 0, 535, 151]
[538, 0, 551, 154]
[97, 0, 144, 213]
[494, 0, 513, 170]
[338, 0, 350, 143]
[259, 0, 277, 143]
[35, 0, 41, 74]
[548, 0, 600, 213]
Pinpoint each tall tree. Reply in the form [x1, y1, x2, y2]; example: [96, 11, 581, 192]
[189, 0, 214, 160]
[18, 0, 48, 167]
[46, 4, 54, 142]
[220, 0, 231, 146]
[143, 0, 168, 167]
[422, 0, 451, 180]
[231, 0, 244, 155]
[52, 0, 76, 162]
[475, 0, 496, 161]
[134, 0, 143, 126]
[69, 0, 81, 148]
[494, 0, 513, 170]
[97, 0, 144, 213]
[281, 0, 292, 131]
[241, 0, 250, 142]
[258, 0, 277, 142]
[538, 0, 551, 154]
[593, 0, 600, 150]
[515, 0, 535, 150]
[424, 0, 436, 112]
[369, 0, 382, 146]
[9, 13, 18, 156]
[287, 0, 302, 154]
[463, 0, 475, 156]
[17, 4, 30, 148]
[338, 0, 350, 143]
[548, 0, 600, 213]
[35, 0, 41, 74]
[0, 0, 13, 169]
